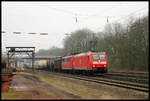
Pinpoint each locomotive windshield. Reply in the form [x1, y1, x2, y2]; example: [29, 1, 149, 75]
[92, 54, 106, 60]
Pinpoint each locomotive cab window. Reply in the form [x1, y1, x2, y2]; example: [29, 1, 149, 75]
[92, 55, 99, 60]
[92, 54, 106, 60]
[99, 55, 106, 59]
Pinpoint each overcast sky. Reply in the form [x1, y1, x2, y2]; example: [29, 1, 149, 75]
[2, 1, 148, 53]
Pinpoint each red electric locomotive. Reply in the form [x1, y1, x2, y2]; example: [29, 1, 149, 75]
[61, 52, 108, 74]
[89, 52, 108, 73]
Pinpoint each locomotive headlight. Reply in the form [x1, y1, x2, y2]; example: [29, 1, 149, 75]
[93, 65, 96, 67]
[104, 65, 106, 67]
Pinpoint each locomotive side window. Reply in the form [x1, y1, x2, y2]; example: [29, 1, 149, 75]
[67, 58, 70, 61]
[64, 57, 71, 62]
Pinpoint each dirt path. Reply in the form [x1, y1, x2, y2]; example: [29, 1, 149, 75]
[20, 74, 81, 99]
[2, 72, 80, 99]
[2, 71, 148, 100]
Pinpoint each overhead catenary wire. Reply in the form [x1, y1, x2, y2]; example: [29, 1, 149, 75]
[28, 2, 124, 18]
[28, 2, 146, 17]
[64, 5, 148, 35]
[4, 2, 148, 20]
[113, 6, 148, 23]
[58, 3, 124, 33]
[94, 6, 148, 32]
[2, 2, 148, 48]
[2, 5, 147, 34]
[3, 3, 147, 33]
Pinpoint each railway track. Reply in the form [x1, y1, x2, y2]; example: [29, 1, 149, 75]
[106, 73, 148, 79]
[109, 71, 148, 75]
[94, 73, 149, 85]
[32, 70, 149, 93]
[106, 71, 148, 80]
[57, 73, 149, 93]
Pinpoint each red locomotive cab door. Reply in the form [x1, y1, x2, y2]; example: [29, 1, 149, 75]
[88, 56, 93, 70]
[71, 57, 74, 68]
[87, 56, 91, 69]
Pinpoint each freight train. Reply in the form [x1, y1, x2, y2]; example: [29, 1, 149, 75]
[47, 51, 108, 74]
